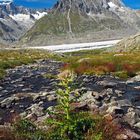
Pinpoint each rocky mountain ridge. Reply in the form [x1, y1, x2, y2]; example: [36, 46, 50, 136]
[0, 1, 47, 44]
[20, 0, 140, 46]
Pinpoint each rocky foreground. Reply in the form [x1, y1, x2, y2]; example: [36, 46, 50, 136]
[0, 60, 140, 139]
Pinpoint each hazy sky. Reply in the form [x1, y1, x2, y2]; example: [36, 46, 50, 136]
[10, 0, 140, 9]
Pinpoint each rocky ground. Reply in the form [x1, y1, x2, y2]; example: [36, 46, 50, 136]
[0, 60, 62, 123]
[0, 59, 140, 139]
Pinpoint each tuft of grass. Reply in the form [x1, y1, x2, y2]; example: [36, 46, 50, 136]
[13, 119, 46, 140]
[43, 73, 57, 79]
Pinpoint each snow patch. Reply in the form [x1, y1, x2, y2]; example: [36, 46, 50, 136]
[87, 11, 92, 16]
[33, 11, 47, 20]
[0, 1, 12, 5]
[10, 11, 47, 23]
[9, 14, 35, 28]
[108, 2, 118, 8]
[10, 14, 31, 22]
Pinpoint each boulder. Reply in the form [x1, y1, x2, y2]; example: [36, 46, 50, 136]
[0, 96, 19, 108]
[97, 80, 118, 88]
[116, 134, 128, 140]
[26, 113, 38, 122]
[134, 122, 140, 130]
[106, 106, 124, 115]
[27, 104, 44, 117]
[47, 94, 57, 102]
[124, 109, 140, 126]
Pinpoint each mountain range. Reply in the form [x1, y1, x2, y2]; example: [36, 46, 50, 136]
[0, 0, 140, 47]
[0, 1, 47, 44]
[20, 0, 140, 46]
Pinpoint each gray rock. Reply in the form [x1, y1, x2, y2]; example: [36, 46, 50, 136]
[115, 90, 125, 96]
[41, 92, 49, 96]
[27, 104, 44, 117]
[134, 122, 140, 130]
[106, 106, 124, 115]
[26, 113, 38, 122]
[124, 110, 140, 126]
[125, 129, 140, 140]
[73, 102, 90, 111]
[92, 91, 105, 102]
[89, 102, 99, 110]
[0, 96, 18, 108]
[116, 134, 128, 140]
[33, 95, 42, 102]
[99, 104, 109, 113]
[47, 91, 56, 95]
[128, 75, 140, 83]
[78, 91, 96, 104]
[117, 99, 132, 107]
[1, 90, 9, 94]
[97, 80, 118, 88]
[47, 95, 57, 102]
[20, 112, 27, 118]
[0, 86, 3, 90]
[19, 105, 26, 109]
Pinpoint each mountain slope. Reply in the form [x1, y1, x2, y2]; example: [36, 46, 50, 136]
[113, 33, 140, 52]
[0, 1, 47, 44]
[20, 0, 140, 46]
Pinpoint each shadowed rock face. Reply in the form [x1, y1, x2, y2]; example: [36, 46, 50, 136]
[53, 0, 123, 14]
[20, 0, 140, 46]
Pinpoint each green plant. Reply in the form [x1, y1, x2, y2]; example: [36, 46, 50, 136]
[45, 70, 126, 140]
[113, 71, 128, 79]
[13, 119, 46, 140]
[46, 111, 95, 140]
[46, 71, 95, 140]
[92, 133, 103, 140]
[43, 73, 57, 79]
[0, 69, 6, 79]
[57, 71, 74, 120]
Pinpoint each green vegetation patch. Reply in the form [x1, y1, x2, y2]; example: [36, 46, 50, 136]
[0, 49, 58, 79]
[60, 50, 140, 79]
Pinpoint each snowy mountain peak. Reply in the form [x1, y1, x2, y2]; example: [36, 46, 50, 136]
[52, 0, 126, 18]
[0, 0, 47, 21]
[108, 2, 118, 8]
[0, 0, 13, 5]
[0, 1, 47, 44]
